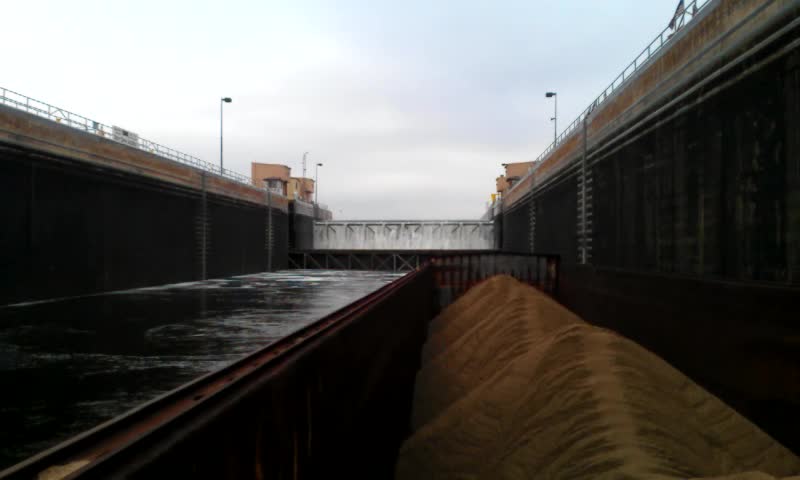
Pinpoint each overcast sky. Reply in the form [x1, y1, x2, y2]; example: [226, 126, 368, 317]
[4, 0, 682, 219]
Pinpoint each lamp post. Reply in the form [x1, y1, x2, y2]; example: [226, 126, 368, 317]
[314, 162, 323, 205]
[545, 91, 557, 145]
[220, 97, 232, 174]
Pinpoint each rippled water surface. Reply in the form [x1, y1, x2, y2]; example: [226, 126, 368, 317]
[0, 270, 400, 470]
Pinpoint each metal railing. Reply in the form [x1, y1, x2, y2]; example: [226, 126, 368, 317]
[0, 87, 252, 185]
[511, 0, 712, 192]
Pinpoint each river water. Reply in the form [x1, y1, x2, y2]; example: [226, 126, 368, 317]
[0, 270, 400, 471]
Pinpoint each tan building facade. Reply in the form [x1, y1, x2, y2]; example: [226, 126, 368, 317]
[496, 175, 510, 195]
[288, 177, 315, 202]
[504, 161, 535, 184]
[497, 161, 536, 194]
[251, 163, 290, 185]
[250, 162, 319, 204]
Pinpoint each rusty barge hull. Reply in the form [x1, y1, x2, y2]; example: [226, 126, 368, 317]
[0, 253, 559, 479]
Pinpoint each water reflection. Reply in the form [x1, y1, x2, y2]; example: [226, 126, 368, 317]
[0, 270, 400, 470]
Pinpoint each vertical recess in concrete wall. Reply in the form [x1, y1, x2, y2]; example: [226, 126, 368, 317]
[656, 118, 676, 273]
[289, 201, 315, 250]
[492, 212, 503, 250]
[197, 172, 209, 280]
[578, 118, 593, 264]
[266, 190, 273, 271]
[272, 210, 289, 269]
[27, 164, 36, 287]
[292, 214, 314, 250]
[207, 196, 265, 279]
[785, 51, 800, 282]
[528, 196, 536, 253]
[0, 158, 33, 303]
[534, 178, 578, 267]
[501, 200, 530, 253]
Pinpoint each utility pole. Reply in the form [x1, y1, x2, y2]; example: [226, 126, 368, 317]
[315, 162, 323, 205]
[546, 91, 557, 145]
[220, 97, 232, 174]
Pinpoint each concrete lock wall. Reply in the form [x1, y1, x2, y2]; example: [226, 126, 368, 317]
[0, 105, 290, 305]
[313, 221, 495, 250]
[499, 0, 800, 272]
[503, 1, 800, 285]
[501, 0, 800, 284]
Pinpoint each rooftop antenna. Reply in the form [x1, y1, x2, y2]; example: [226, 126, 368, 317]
[302, 151, 308, 179]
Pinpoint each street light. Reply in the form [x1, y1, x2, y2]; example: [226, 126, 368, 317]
[220, 97, 232, 174]
[545, 91, 557, 145]
[315, 162, 323, 205]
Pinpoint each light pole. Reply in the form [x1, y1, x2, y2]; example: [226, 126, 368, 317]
[220, 97, 232, 174]
[315, 162, 323, 205]
[546, 91, 557, 145]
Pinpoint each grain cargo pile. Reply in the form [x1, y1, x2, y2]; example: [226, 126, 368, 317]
[396, 275, 800, 479]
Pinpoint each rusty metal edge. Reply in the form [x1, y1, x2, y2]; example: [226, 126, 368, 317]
[0, 266, 429, 479]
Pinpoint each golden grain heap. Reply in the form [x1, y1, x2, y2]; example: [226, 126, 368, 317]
[396, 275, 800, 480]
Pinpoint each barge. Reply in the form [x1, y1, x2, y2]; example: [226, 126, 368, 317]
[2, 253, 798, 479]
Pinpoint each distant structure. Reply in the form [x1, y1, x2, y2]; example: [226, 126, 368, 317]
[496, 161, 536, 198]
[251, 163, 290, 196]
[251, 162, 317, 203]
[288, 177, 315, 203]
